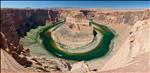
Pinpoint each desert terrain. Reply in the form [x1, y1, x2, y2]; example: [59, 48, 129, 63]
[1, 8, 150, 73]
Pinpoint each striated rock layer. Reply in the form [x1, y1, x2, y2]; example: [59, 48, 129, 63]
[52, 11, 94, 48]
[1, 8, 150, 73]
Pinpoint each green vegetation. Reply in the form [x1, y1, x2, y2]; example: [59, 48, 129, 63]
[21, 19, 115, 61]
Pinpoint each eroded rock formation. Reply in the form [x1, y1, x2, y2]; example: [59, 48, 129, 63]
[52, 11, 94, 48]
[1, 8, 150, 73]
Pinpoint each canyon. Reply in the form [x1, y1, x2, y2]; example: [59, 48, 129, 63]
[1, 8, 150, 73]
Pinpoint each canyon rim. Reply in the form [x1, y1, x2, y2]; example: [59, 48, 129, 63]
[1, 1, 150, 73]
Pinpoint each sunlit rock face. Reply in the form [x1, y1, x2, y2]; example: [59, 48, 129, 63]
[1, 8, 150, 73]
[52, 11, 94, 48]
[48, 10, 60, 23]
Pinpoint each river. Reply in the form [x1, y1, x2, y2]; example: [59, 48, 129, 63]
[39, 19, 115, 61]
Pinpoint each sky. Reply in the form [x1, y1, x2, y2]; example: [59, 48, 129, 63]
[1, 1, 150, 9]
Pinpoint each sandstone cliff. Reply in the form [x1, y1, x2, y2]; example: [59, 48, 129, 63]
[1, 8, 150, 73]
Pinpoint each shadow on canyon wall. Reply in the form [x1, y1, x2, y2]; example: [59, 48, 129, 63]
[1, 8, 149, 54]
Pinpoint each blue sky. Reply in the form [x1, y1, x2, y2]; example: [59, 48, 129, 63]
[1, 1, 150, 9]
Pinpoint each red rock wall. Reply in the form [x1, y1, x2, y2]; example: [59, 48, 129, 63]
[1, 8, 150, 54]
[1, 8, 49, 54]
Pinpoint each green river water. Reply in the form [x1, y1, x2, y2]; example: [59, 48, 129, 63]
[39, 19, 115, 61]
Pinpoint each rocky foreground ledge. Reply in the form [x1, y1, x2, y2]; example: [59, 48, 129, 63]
[1, 8, 150, 73]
